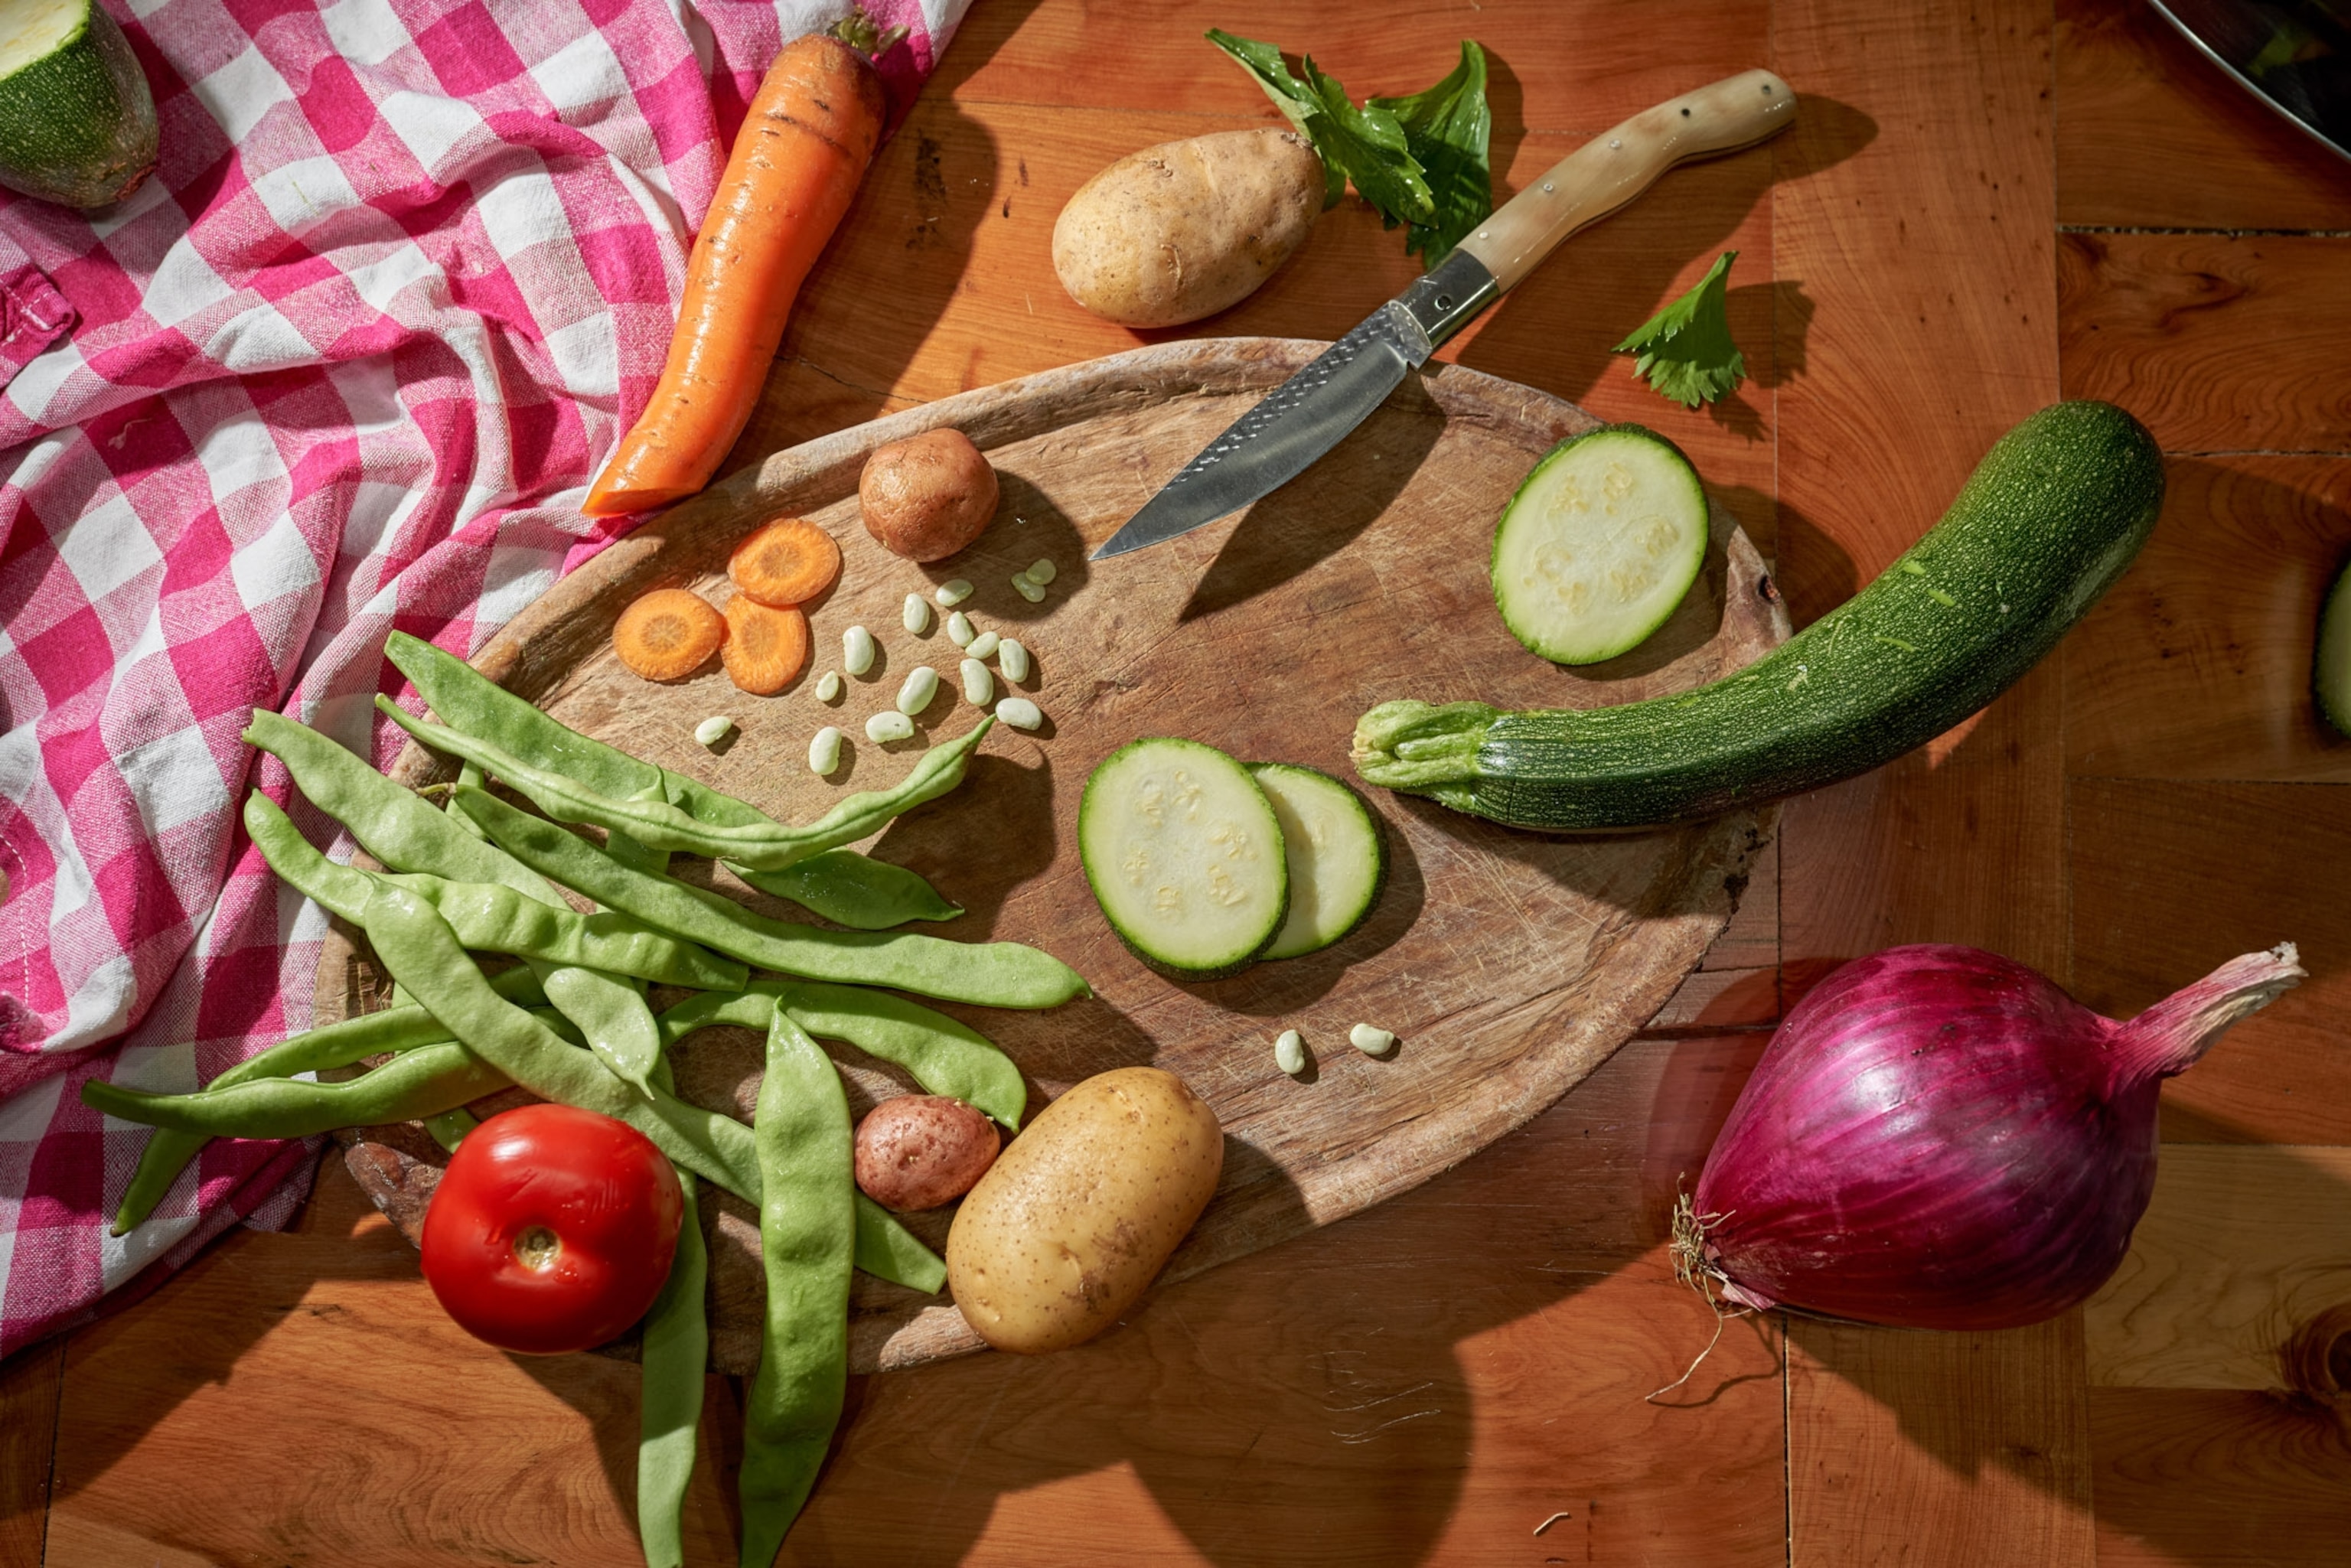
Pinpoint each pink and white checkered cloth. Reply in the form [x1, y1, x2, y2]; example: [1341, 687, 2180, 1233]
[0, 0, 969, 1360]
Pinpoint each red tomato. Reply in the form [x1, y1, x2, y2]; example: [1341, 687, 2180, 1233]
[419, 1103, 684, 1355]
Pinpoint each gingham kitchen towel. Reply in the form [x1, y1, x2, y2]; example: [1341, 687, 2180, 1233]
[0, 0, 970, 1359]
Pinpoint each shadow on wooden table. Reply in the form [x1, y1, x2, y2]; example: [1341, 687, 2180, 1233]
[1453, 93, 1878, 410]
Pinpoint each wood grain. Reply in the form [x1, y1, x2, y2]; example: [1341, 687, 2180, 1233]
[1771, 0, 2092, 1563]
[1787, 1314, 2094, 1568]
[2091, 1388, 2351, 1567]
[341, 339, 1785, 1376]
[945, 1, 1772, 132]
[2086, 1146, 2351, 1391]
[2066, 455, 2351, 783]
[2059, 230, 2351, 455]
[2055, 0, 2351, 232]
[2069, 777, 2351, 1146]
[43, 1165, 732, 1568]
[0, 1335, 60, 1567]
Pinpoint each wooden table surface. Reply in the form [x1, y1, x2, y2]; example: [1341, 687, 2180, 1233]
[7, 1, 2350, 1563]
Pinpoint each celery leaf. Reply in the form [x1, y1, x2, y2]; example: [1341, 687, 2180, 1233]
[1613, 251, 1747, 409]
[1367, 41, 1493, 265]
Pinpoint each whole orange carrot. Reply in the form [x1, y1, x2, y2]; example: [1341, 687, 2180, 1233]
[584, 28, 889, 516]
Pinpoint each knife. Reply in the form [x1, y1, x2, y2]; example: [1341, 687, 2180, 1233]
[1092, 68, 1798, 562]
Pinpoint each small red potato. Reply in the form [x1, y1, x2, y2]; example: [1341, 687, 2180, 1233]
[854, 1095, 1001, 1211]
[859, 429, 999, 562]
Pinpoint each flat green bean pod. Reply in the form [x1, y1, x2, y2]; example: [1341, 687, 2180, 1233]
[389, 632, 961, 924]
[360, 892, 944, 1293]
[380, 695, 991, 872]
[741, 849, 960, 931]
[83, 1042, 511, 1138]
[109, 967, 546, 1235]
[739, 1006, 854, 1566]
[638, 1057, 707, 1568]
[247, 709, 672, 1097]
[457, 788, 1088, 1011]
[659, 981, 1026, 1129]
[364, 886, 761, 1197]
[245, 794, 746, 992]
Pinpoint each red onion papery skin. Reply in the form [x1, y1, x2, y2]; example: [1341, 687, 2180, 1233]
[1686, 942, 2303, 1332]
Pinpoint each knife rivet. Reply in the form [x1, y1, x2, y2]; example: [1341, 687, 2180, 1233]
[1609, 139, 1622, 149]
[1435, 294, 1453, 310]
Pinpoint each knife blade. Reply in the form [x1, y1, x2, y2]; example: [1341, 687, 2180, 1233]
[1094, 68, 1798, 562]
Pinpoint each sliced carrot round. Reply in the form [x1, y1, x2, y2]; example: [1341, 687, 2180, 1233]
[721, 596, 810, 695]
[614, 589, 725, 681]
[729, 517, 843, 608]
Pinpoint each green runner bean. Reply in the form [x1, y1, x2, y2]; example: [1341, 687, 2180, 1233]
[364, 886, 760, 1196]
[388, 631, 961, 923]
[83, 1041, 512, 1137]
[423, 1109, 478, 1152]
[455, 788, 1088, 1010]
[746, 849, 960, 931]
[358, 894, 944, 1292]
[109, 969, 546, 1234]
[247, 709, 672, 1097]
[245, 794, 746, 991]
[659, 981, 1026, 1129]
[637, 1059, 706, 1568]
[380, 695, 991, 872]
[739, 1006, 854, 1567]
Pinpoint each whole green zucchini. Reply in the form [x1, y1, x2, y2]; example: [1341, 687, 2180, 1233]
[1353, 401, 2164, 831]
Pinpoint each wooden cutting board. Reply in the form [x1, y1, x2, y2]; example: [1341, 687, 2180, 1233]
[321, 337, 1788, 1376]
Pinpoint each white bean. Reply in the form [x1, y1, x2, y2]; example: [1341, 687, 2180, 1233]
[815, 670, 843, 703]
[960, 657, 993, 707]
[995, 696, 1044, 731]
[807, 725, 843, 774]
[693, 716, 734, 748]
[843, 624, 876, 676]
[1012, 575, 1046, 604]
[997, 637, 1031, 683]
[947, 610, 975, 647]
[865, 709, 915, 743]
[1349, 1023, 1397, 1058]
[902, 592, 931, 634]
[934, 578, 973, 607]
[966, 630, 999, 661]
[1023, 556, 1057, 585]
[896, 665, 939, 716]
[1274, 1028, 1309, 1077]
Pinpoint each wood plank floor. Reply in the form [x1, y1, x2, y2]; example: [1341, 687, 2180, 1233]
[5, 2, 2349, 1563]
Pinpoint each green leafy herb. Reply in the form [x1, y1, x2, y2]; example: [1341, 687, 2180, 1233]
[1368, 41, 1492, 263]
[1614, 251, 1747, 409]
[1206, 30, 1492, 269]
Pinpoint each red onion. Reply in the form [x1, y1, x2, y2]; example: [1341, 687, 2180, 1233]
[1681, 942, 2303, 1331]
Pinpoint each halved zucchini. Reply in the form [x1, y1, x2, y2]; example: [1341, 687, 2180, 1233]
[1246, 762, 1384, 960]
[1490, 424, 1707, 665]
[1079, 738, 1285, 978]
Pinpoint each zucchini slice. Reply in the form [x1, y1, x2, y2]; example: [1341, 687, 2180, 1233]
[1491, 424, 1707, 665]
[1080, 738, 1285, 978]
[1246, 763, 1384, 960]
[0, 0, 157, 210]
[2317, 556, 2351, 738]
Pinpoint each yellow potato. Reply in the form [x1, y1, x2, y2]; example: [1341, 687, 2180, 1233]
[1051, 128, 1324, 328]
[947, 1067, 1222, 1354]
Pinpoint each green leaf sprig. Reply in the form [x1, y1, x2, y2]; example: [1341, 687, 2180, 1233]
[1207, 30, 1492, 267]
[1614, 250, 1747, 409]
